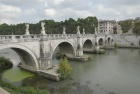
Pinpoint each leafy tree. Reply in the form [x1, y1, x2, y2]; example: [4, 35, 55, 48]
[119, 20, 132, 33]
[133, 21, 140, 35]
[58, 57, 72, 80]
[0, 16, 98, 35]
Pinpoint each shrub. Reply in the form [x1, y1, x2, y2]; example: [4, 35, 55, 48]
[88, 55, 92, 61]
[58, 57, 72, 80]
[0, 57, 13, 71]
[114, 42, 118, 49]
[0, 80, 50, 94]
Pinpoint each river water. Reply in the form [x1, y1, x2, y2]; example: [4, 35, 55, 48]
[0, 48, 140, 94]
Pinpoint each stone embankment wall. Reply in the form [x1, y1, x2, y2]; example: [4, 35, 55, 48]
[114, 34, 140, 46]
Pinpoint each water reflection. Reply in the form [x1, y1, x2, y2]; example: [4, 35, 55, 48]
[138, 50, 140, 57]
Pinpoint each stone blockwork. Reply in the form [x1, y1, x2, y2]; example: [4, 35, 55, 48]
[113, 34, 140, 46]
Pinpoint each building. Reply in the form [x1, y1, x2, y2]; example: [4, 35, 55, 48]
[98, 19, 116, 34]
[116, 22, 123, 34]
[135, 17, 140, 22]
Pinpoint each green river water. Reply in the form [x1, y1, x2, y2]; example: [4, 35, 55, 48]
[0, 48, 140, 94]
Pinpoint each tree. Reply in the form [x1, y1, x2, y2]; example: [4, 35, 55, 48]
[0, 16, 98, 35]
[133, 21, 140, 35]
[58, 57, 72, 80]
[119, 20, 132, 33]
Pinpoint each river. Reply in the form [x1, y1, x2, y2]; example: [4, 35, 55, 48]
[0, 48, 140, 94]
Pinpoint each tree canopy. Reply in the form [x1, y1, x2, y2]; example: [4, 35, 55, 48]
[0, 16, 98, 35]
[133, 21, 140, 35]
[119, 20, 133, 33]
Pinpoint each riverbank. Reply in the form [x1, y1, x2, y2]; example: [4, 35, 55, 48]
[0, 87, 10, 94]
[118, 45, 140, 49]
[0, 80, 50, 94]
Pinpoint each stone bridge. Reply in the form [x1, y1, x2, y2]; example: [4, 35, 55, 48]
[0, 23, 113, 73]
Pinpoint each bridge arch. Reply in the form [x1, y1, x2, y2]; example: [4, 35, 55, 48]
[98, 38, 104, 46]
[83, 39, 93, 52]
[0, 44, 39, 71]
[52, 41, 76, 58]
[107, 37, 111, 44]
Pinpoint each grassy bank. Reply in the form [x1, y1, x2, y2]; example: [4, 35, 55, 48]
[0, 80, 50, 94]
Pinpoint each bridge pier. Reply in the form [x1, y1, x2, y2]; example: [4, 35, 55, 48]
[39, 58, 52, 70]
[76, 30, 84, 57]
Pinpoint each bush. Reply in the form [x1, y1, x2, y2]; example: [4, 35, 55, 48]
[0, 80, 50, 94]
[0, 57, 13, 71]
[114, 42, 118, 49]
[58, 57, 72, 80]
[88, 55, 92, 61]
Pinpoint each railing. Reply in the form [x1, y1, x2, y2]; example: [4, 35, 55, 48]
[0, 34, 95, 43]
[0, 35, 40, 43]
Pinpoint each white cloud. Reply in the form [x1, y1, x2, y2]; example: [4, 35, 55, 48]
[0, 4, 21, 12]
[109, 0, 140, 6]
[97, 5, 121, 16]
[75, 10, 94, 18]
[121, 5, 140, 16]
[1, 0, 45, 6]
[0, 0, 140, 24]
[45, 8, 56, 17]
[53, 0, 64, 5]
[0, 4, 21, 23]
[24, 8, 36, 16]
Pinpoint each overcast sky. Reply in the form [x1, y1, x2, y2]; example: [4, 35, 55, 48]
[0, 0, 140, 24]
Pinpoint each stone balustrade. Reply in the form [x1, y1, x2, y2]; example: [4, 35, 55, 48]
[0, 34, 96, 43]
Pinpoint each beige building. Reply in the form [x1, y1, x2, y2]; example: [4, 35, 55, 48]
[98, 19, 123, 34]
[98, 19, 116, 34]
[116, 22, 123, 34]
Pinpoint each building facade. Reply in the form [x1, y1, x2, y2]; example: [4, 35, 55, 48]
[98, 19, 117, 34]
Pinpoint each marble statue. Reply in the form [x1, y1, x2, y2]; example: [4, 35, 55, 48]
[77, 26, 81, 34]
[83, 28, 85, 34]
[63, 26, 66, 34]
[25, 23, 30, 35]
[41, 22, 45, 31]
[41, 22, 46, 35]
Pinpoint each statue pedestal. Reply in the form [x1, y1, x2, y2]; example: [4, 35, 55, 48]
[41, 30, 46, 35]
[25, 31, 30, 35]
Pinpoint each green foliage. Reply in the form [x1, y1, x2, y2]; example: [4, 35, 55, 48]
[0, 16, 98, 35]
[88, 55, 92, 61]
[0, 80, 50, 94]
[119, 20, 132, 33]
[133, 21, 140, 35]
[0, 57, 13, 72]
[58, 57, 72, 80]
[114, 42, 118, 49]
